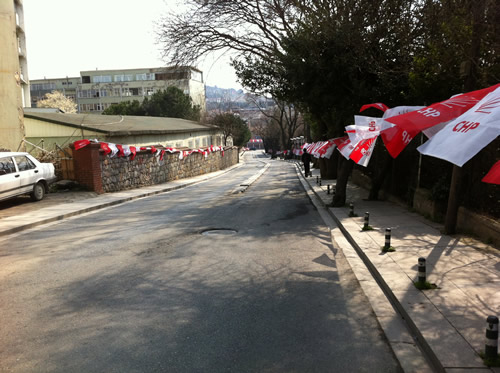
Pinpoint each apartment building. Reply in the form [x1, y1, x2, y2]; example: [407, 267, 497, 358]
[30, 66, 206, 114]
[0, 0, 30, 151]
[77, 66, 205, 113]
[30, 76, 80, 107]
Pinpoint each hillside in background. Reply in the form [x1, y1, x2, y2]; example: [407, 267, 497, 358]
[205, 86, 273, 112]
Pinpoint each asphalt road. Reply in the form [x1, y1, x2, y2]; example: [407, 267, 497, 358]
[0, 152, 402, 372]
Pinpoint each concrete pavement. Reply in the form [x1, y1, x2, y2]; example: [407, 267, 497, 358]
[1, 154, 499, 372]
[299, 161, 500, 373]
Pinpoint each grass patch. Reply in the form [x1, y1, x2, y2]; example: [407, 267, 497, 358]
[362, 225, 374, 231]
[414, 281, 438, 290]
[479, 352, 500, 367]
[381, 246, 396, 252]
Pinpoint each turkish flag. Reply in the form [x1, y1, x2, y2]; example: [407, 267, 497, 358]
[74, 139, 90, 150]
[482, 161, 500, 184]
[383, 84, 500, 158]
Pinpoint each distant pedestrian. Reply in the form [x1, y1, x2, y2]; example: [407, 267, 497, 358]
[302, 148, 311, 177]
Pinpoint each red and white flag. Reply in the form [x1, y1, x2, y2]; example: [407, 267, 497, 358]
[316, 139, 336, 159]
[383, 84, 500, 158]
[107, 143, 119, 158]
[116, 144, 125, 157]
[74, 139, 91, 150]
[359, 103, 389, 113]
[482, 161, 500, 185]
[122, 145, 131, 157]
[350, 136, 377, 167]
[100, 142, 111, 155]
[333, 136, 354, 159]
[417, 86, 500, 167]
[130, 146, 137, 160]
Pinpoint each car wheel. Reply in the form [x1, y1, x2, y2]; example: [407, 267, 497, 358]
[31, 182, 45, 201]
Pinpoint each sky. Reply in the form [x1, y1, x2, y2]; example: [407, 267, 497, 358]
[23, 0, 241, 89]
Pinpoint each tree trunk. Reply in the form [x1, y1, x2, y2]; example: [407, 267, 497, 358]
[325, 152, 338, 179]
[368, 153, 393, 200]
[319, 158, 327, 178]
[331, 157, 354, 206]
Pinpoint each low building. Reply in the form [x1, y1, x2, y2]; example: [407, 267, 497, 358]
[23, 112, 225, 155]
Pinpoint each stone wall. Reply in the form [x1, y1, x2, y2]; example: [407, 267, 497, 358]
[71, 143, 238, 194]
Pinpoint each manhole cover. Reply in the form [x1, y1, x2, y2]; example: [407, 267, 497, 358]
[201, 228, 238, 236]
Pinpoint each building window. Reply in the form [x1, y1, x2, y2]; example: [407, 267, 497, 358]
[82, 76, 91, 83]
[114, 74, 133, 82]
[136, 73, 155, 81]
[31, 83, 56, 91]
[144, 88, 154, 96]
[92, 75, 112, 83]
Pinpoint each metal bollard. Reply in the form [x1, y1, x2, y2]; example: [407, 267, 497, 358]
[349, 203, 354, 216]
[485, 316, 499, 360]
[316, 176, 319, 184]
[363, 212, 370, 229]
[384, 228, 391, 249]
[319, 179, 322, 186]
[327, 185, 330, 194]
[418, 257, 426, 284]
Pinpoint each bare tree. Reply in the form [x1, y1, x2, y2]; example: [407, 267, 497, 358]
[156, 0, 301, 67]
[246, 95, 303, 150]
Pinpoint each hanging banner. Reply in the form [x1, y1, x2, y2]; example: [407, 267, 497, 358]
[100, 142, 112, 155]
[359, 102, 389, 113]
[382, 84, 500, 158]
[107, 143, 119, 158]
[349, 136, 377, 167]
[73, 139, 91, 150]
[417, 86, 500, 167]
[116, 144, 125, 157]
[333, 136, 354, 159]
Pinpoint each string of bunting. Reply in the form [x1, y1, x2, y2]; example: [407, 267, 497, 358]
[72, 139, 225, 161]
[293, 83, 500, 184]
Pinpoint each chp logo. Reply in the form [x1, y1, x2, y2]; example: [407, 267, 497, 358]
[368, 120, 377, 131]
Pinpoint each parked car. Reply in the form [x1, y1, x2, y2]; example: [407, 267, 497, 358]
[0, 152, 56, 202]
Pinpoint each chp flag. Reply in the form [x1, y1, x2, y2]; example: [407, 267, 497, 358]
[417, 86, 500, 167]
[383, 84, 500, 158]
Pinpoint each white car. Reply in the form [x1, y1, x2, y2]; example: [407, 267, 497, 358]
[0, 152, 56, 202]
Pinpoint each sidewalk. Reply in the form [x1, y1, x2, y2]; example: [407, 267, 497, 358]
[302, 163, 500, 373]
